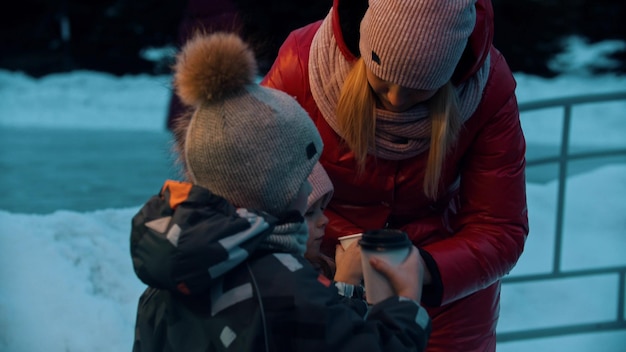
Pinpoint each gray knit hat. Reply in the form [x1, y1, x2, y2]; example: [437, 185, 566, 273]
[307, 162, 334, 210]
[359, 0, 476, 90]
[174, 32, 323, 216]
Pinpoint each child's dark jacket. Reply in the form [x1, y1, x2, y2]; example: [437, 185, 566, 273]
[130, 180, 431, 352]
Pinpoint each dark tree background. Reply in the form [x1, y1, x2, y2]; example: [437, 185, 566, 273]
[0, 0, 624, 78]
[492, 0, 626, 77]
[0, 0, 186, 76]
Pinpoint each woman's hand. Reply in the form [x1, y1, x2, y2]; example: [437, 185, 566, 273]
[334, 243, 363, 285]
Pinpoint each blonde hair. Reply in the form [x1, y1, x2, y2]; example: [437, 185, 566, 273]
[425, 82, 461, 199]
[337, 59, 376, 167]
[336, 58, 461, 199]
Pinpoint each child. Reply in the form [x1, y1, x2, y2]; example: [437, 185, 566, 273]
[305, 162, 364, 298]
[130, 32, 430, 352]
[303, 162, 336, 278]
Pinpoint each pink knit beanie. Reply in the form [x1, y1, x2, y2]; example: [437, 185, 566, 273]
[307, 162, 334, 210]
[359, 0, 477, 90]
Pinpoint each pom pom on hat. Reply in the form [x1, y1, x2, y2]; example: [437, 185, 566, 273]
[359, 0, 477, 90]
[174, 32, 323, 217]
[307, 162, 334, 211]
[174, 32, 257, 106]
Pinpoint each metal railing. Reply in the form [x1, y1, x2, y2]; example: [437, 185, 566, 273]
[497, 91, 626, 343]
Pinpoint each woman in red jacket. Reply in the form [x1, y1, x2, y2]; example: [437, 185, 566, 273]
[261, 0, 529, 350]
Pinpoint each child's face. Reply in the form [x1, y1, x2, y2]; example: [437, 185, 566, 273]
[304, 198, 329, 258]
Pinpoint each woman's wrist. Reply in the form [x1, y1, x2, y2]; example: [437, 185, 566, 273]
[423, 266, 432, 285]
[417, 248, 434, 285]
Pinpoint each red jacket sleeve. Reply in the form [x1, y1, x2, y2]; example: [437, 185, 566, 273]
[419, 51, 528, 305]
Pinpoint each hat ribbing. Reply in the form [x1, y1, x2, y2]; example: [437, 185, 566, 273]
[359, 0, 476, 90]
[176, 32, 323, 216]
[307, 162, 334, 210]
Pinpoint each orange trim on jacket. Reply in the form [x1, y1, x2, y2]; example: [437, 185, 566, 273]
[161, 180, 193, 210]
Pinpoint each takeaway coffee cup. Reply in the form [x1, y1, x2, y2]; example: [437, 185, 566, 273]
[359, 229, 412, 305]
[338, 233, 362, 249]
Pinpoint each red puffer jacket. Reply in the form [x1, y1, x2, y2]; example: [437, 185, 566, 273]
[261, 0, 528, 350]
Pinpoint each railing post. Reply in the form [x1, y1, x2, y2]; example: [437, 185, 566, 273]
[618, 271, 625, 323]
[553, 104, 572, 274]
[499, 91, 626, 343]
